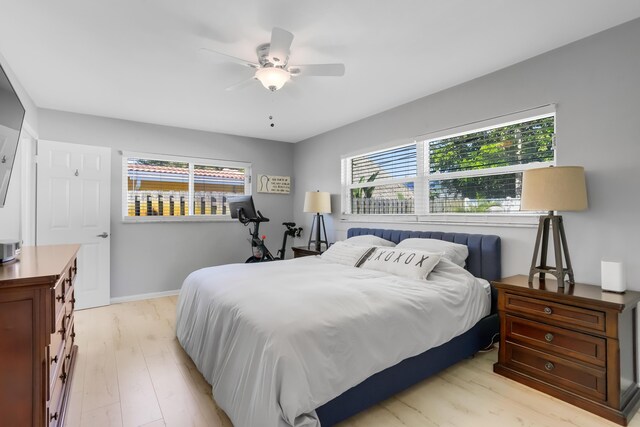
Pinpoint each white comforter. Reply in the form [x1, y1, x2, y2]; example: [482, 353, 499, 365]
[176, 256, 490, 427]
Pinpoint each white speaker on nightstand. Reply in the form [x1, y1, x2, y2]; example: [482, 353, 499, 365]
[601, 260, 626, 293]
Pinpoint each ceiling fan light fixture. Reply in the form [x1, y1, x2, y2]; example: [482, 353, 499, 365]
[255, 67, 290, 91]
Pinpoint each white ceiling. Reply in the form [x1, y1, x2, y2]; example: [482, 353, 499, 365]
[0, 1, 639, 143]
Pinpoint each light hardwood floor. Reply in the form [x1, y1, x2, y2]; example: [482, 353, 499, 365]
[67, 296, 638, 427]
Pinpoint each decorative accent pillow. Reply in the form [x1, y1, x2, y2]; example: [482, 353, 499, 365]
[320, 241, 376, 267]
[396, 238, 468, 267]
[345, 235, 396, 247]
[360, 247, 442, 280]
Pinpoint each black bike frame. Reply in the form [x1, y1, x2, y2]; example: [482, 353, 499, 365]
[237, 208, 301, 263]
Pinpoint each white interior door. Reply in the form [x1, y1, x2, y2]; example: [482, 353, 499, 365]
[37, 140, 111, 309]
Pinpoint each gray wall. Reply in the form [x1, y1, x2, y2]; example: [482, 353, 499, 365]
[293, 19, 640, 289]
[38, 109, 296, 298]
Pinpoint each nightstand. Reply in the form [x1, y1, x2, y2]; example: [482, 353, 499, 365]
[493, 275, 640, 425]
[292, 246, 323, 258]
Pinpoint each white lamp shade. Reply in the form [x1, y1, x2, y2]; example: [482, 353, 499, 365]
[255, 67, 290, 91]
[521, 166, 588, 212]
[304, 191, 331, 213]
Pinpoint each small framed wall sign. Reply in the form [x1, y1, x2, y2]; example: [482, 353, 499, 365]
[257, 175, 291, 194]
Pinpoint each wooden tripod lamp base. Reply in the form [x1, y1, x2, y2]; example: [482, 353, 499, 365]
[528, 212, 574, 287]
[521, 166, 588, 288]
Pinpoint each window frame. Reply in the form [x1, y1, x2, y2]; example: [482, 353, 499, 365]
[341, 105, 556, 226]
[121, 151, 252, 223]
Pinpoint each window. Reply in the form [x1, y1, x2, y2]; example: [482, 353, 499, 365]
[345, 143, 418, 214]
[342, 107, 555, 217]
[122, 152, 251, 221]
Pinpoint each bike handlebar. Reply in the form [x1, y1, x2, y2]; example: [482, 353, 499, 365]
[238, 208, 269, 224]
[257, 210, 270, 222]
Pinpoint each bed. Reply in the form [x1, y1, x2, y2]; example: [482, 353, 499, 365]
[176, 227, 501, 427]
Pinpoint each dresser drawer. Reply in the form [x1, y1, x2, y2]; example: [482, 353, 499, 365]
[62, 330, 74, 373]
[504, 293, 606, 333]
[49, 312, 67, 399]
[505, 341, 607, 401]
[64, 276, 74, 302]
[68, 257, 77, 283]
[48, 359, 66, 427]
[51, 275, 68, 334]
[506, 315, 606, 367]
[64, 295, 74, 328]
[47, 342, 65, 401]
[65, 316, 75, 351]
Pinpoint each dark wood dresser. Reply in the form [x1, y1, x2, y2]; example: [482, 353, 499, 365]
[493, 275, 640, 425]
[0, 245, 80, 427]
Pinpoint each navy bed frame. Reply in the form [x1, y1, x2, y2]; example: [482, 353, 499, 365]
[315, 228, 501, 426]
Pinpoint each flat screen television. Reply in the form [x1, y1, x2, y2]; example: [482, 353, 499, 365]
[0, 61, 26, 208]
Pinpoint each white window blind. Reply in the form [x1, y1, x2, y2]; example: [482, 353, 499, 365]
[341, 108, 555, 216]
[427, 114, 555, 213]
[122, 152, 251, 221]
[345, 143, 417, 214]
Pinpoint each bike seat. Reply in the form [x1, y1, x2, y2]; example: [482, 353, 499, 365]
[282, 222, 296, 227]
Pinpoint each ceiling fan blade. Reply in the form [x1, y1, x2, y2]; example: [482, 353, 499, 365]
[268, 27, 294, 65]
[225, 77, 258, 91]
[200, 48, 259, 68]
[289, 63, 345, 77]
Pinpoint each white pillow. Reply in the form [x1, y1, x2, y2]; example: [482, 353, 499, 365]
[360, 247, 441, 280]
[345, 235, 396, 247]
[396, 238, 468, 267]
[320, 241, 375, 267]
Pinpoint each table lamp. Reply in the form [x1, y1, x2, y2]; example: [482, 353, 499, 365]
[521, 166, 587, 287]
[304, 191, 331, 252]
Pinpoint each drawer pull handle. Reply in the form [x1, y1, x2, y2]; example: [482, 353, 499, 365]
[66, 313, 72, 320]
[50, 412, 58, 421]
[66, 353, 71, 361]
[60, 372, 68, 383]
[56, 295, 64, 302]
[58, 328, 65, 336]
[544, 362, 555, 371]
[543, 307, 553, 315]
[51, 355, 58, 364]
[544, 333, 554, 342]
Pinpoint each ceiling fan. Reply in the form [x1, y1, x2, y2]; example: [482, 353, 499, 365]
[201, 27, 345, 92]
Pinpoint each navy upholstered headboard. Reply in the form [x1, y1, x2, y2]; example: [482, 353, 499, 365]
[347, 228, 501, 282]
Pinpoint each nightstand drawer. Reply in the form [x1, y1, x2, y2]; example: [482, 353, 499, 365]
[506, 315, 606, 367]
[505, 341, 607, 401]
[505, 293, 606, 333]
[292, 246, 322, 258]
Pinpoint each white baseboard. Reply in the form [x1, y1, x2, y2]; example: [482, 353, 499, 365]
[110, 289, 180, 304]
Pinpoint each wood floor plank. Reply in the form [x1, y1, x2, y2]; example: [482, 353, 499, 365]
[79, 402, 123, 427]
[441, 361, 616, 427]
[113, 327, 163, 426]
[81, 333, 120, 412]
[68, 296, 638, 427]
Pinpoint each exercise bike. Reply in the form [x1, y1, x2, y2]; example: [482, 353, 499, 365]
[229, 196, 302, 263]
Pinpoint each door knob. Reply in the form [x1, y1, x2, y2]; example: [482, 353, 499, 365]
[97, 232, 109, 238]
